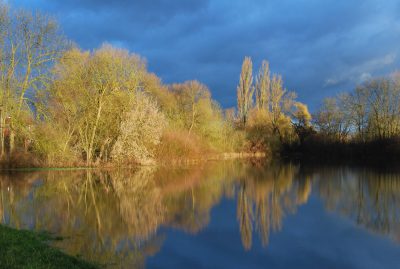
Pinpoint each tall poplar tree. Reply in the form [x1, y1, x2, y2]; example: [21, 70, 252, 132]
[237, 57, 254, 126]
[255, 60, 270, 111]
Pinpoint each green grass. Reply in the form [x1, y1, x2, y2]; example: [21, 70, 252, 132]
[0, 224, 98, 269]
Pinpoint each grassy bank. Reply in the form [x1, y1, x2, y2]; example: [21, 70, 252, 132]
[0, 224, 98, 269]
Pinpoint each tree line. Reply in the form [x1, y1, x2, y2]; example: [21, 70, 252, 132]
[0, 4, 243, 167]
[314, 74, 400, 141]
[234, 56, 400, 161]
[289, 73, 400, 162]
[2, 3, 399, 167]
[0, 3, 313, 167]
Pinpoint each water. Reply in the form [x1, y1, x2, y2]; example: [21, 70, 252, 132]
[1, 161, 400, 268]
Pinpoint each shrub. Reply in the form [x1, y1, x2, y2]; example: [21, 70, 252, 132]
[155, 129, 212, 163]
[111, 92, 166, 165]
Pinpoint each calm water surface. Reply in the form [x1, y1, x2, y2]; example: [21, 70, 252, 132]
[1, 161, 400, 268]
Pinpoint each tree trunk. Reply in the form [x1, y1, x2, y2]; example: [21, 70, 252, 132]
[87, 101, 104, 166]
[189, 103, 196, 134]
[0, 109, 3, 157]
[9, 129, 14, 157]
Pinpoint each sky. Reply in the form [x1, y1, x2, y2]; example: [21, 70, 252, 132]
[12, 0, 400, 110]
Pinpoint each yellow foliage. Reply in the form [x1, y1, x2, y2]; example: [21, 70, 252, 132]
[293, 102, 312, 127]
[155, 129, 212, 163]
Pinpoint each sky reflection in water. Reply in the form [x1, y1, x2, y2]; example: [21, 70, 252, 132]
[1, 161, 400, 268]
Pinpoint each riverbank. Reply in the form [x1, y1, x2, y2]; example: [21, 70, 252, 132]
[0, 151, 267, 169]
[0, 224, 98, 269]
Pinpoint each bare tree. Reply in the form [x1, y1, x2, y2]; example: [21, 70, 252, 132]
[314, 97, 350, 141]
[0, 4, 68, 156]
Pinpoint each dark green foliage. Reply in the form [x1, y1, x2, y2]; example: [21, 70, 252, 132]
[283, 134, 400, 164]
[0, 225, 98, 269]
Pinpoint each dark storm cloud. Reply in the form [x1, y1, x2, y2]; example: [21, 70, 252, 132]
[13, 0, 400, 110]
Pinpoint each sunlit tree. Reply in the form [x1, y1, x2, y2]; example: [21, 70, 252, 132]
[237, 57, 254, 126]
[111, 92, 166, 165]
[0, 4, 68, 156]
[255, 60, 270, 111]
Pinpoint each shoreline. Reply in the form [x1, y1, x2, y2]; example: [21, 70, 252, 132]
[0, 152, 267, 171]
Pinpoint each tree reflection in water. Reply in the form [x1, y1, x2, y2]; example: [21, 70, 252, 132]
[0, 162, 400, 267]
[315, 166, 400, 242]
[237, 163, 312, 249]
